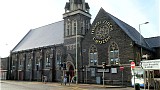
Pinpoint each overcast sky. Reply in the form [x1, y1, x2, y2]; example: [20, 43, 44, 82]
[0, 0, 159, 58]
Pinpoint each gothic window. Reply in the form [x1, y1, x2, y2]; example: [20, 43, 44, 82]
[35, 58, 40, 68]
[67, 23, 70, 36]
[73, 20, 77, 35]
[19, 59, 22, 66]
[12, 54, 17, 69]
[81, 20, 85, 35]
[66, 19, 71, 36]
[56, 49, 62, 68]
[71, 20, 74, 35]
[35, 51, 42, 70]
[27, 53, 32, 70]
[12, 60, 16, 69]
[89, 45, 98, 66]
[109, 42, 119, 65]
[28, 59, 31, 70]
[86, 20, 89, 31]
[19, 54, 24, 68]
[45, 51, 51, 67]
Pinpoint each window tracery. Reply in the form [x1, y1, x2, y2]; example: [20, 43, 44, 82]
[109, 42, 119, 65]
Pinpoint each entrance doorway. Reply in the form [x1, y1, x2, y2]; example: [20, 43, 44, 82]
[18, 71, 23, 80]
[66, 64, 74, 82]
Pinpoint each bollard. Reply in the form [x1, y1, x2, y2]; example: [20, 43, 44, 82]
[135, 83, 140, 90]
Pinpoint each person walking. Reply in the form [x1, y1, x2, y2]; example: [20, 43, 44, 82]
[64, 74, 67, 85]
[44, 76, 47, 84]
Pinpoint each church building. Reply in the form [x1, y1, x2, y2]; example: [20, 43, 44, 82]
[9, 0, 160, 86]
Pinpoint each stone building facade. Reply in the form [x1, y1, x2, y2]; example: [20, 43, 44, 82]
[0, 57, 9, 80]
[7, 0, 160, 86]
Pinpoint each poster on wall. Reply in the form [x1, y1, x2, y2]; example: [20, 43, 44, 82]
[111, 68, 117, 74]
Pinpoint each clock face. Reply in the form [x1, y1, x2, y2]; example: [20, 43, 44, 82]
[91, 20, 113, 44]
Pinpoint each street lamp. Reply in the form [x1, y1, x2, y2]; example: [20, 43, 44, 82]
[139, 22, 149, 60]
[76, 21, 78, 85]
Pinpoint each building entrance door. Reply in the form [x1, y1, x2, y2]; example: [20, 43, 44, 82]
[66, 65, 74, 82]
[18, 71, 23, 80]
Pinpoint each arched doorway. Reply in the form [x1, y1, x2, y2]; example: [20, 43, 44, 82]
[66, 62, 75, 82]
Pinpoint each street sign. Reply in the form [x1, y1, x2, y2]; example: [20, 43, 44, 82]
[120, 66, 124, 71]
[141, 59, 160, 70]
[131, 62, 135, 69]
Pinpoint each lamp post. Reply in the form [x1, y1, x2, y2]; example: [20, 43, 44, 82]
[76, 22, 78, 85]
[139, 22, 149, 60]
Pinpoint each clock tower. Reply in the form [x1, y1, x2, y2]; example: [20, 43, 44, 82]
[63, 0, 91, 53]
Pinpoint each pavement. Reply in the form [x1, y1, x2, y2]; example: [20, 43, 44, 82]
[1, 80, 134, 90]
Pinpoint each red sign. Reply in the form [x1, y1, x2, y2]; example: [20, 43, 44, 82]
[120, 66, 124, 71]
[131, 62, 135, 69]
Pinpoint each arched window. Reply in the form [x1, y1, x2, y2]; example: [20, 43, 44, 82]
[65, 19, 71, 36]
[89, 45, 98, 66]
[81, 20, 85, 35]
[27, 52, 32, 70]
[56, 49, 62, 68]
[19, 53, 24, 69]
[72, 20, 77, 35]
[45, 50, 51, 67]
[35, 51, 42, 70]
[109, 42, 119, 65]
[12, 54, 17, 70]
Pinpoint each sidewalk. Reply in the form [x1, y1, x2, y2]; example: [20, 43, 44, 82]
[0, 80, 132, 89]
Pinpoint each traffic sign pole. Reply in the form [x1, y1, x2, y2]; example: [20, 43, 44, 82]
[131, 62, 135, 89]
[120, 66, 124, 86]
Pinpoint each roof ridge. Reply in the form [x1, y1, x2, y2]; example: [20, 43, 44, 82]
[145, 36, 160, 39]
[31, 20, 64, 31]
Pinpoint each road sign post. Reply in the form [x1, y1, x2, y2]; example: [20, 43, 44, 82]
[120, 66, 124, 86]
[131, 62, 135, 89]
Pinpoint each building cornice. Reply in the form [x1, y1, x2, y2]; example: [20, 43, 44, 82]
[63, 9, 91, 18]
[64, 35, 84, 40]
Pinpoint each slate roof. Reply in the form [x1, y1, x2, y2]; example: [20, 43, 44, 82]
[145, 36, 160, 48]
[97, 8, 151, 50]
[12, 20, 64, 52]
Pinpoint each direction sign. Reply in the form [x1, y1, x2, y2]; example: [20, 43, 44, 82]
[131, 62, 135, 69]
[141, 59, 160, 70]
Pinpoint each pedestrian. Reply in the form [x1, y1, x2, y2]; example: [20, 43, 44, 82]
[44, 76, 47, 84]
[63, 74, 67, 85]
[61, 76, 63, 85]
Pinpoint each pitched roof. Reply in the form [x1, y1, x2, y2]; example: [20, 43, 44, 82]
[96, 8, 151, 50]
[145, 36, 160, 48]
[12, 20, 64, 52]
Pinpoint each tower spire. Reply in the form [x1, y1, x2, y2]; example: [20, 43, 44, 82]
[65, 0, 90, 13]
